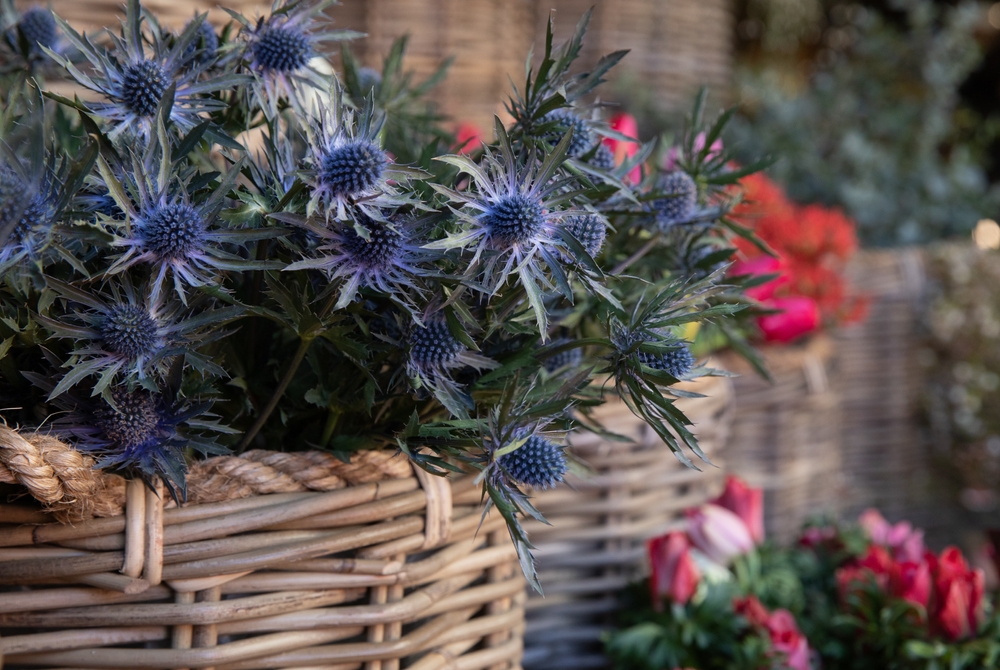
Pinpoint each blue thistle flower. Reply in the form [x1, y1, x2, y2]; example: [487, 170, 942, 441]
[182, 18, 218, 65]
[44, 386, 231, 499]
[639, 341, 696, 379]
[405, 315, 498, 419]
[302, 85, 422, 221]
[48, 1, 242, 141]
[543, 338, 583, 373]
[590, 143, 616, 170]
[0, 162, 56, 270]
[542, 109, 596, 158]
[653, 171, 698, 230]
[17, 7, 56, 52]
[38, 276, 237, 398]
[498, 433, 568, 489]
[284, 212, 432, 312]
[561, 214, 607, 261]
[356, 67, 382, 95]
[243, 0, 360, 117]
[429, 122, 605, 336]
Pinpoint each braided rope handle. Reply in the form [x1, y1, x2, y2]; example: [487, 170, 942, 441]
[0, 427, 413, 521]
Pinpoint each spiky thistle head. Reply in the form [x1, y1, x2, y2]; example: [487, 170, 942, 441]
[639, 342, 696, 379]
[17, 6, 57, 52]
[47, 1, 237, 140]
[541, 109, 596, 158]
[590, 143, 616, 170]
[0, 162, 56, 270]
[653, 171, 698, 230]
[318, 139, 388, 200]
[182, 18, 218, 65]
[101, 303, 160, 359]
[498, 433, 568, 489]
[560, 214, 607, 261]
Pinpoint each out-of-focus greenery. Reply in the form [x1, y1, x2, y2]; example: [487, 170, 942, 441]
[728, 0, 1000, 247]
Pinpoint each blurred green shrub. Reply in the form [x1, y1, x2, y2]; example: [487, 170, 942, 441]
[728, 0, 1000, 246]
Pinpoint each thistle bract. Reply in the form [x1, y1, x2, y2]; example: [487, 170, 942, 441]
[499, 434, 568, 489]
[640, 342, 696, 379]
[341, 218, 403, 270]
[543, 109, 595, 158]
[654, 171, 697, 229]
[483, 193, 546, 248]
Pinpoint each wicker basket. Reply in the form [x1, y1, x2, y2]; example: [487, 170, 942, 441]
[521, 374, 734, 670]
[834, 248, 927, 521]
[0, 429, 524, 670]
[717, 335, 845, 544]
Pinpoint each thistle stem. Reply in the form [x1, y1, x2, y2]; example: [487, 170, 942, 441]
[237, 292, 339, 450]
[319, 407, 341, 448]
[610, 232, 661, 276]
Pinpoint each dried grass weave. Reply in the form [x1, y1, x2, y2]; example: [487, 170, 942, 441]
[522, 375, 734, 670]
[0, 430, 524, 670]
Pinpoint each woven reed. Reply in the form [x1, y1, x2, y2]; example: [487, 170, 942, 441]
[834, 248, 927, 521]
[0, 433, 525, 670]
[522, 374, 734, 670]
[717, 335, 845, 545]
[535, 0, 735, 111]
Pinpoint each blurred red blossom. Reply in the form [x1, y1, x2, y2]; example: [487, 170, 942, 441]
[712, 476, 765, 544]
[604, 112, 640, 184]
[648, 531, 700, 608]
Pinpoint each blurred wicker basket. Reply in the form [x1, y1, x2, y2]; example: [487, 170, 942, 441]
[534, 0, 735, 111]
[521, 374, 734, 670]
[717, 335, 845, 544]
[834, 248, 927, 521]
[0, 430, 524, 670]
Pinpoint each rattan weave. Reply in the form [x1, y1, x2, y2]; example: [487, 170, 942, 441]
[0, 432, 525, 670]
[522, 374, 734, 670]
[717, 335, 845, 544]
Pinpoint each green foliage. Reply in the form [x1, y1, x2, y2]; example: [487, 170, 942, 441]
[729, 0, 999, 246]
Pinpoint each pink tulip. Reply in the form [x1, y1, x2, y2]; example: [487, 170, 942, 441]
[686, 504, 754, 564]
[603, 112, 641, 184]
[758, 296, 820, 343]
[859, 508, 926, 563]
[647, 532, 700, 608]
[712, 475, 765, 544]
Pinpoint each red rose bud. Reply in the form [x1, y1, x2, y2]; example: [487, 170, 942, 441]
[686, 504, 755, 565]
[927, 546, 986, 641]
[758, 296, 820, 343]
[647, 531, 700, 608]
[712, 475, 765, 544]
[935, 577, 976, 641]
[604, 112, 640, 184]
[891, 560, 932, 609]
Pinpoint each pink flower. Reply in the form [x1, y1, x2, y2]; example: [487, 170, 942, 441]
[712, 475, 765, 544]
[733, 594, 770, 627]
[758, 296, 820, 343]
[453, 122, 484, 154]
[647, 532, 701, 608]
[730, 255, 790, 303]
[663, 131, 723, 171]
[686, 504, 754, 564]
[766, 609, 812, 670]
[603, 112, 640, 184]
[858, 508, 925, 563]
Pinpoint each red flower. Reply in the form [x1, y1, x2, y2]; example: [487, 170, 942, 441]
[890, 560, 932, 609]
[604, 112, 640, 184]
[758, 297, 820, 343]
[647, 532, 701, 608]
[766, 609, 812, 670]
[712, 475, 765, 544]
[730, 255, 790, 303]
[733, 594, 770, 627]
[453, 122, 484, 154]
[859, 508, 925, 563]
[928, 547, 986, 641]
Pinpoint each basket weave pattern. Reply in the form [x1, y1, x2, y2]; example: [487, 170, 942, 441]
[522, 376, 734, 670]
[0, 433, 525, 670]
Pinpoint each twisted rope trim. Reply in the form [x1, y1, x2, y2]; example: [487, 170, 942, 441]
[0, 427, 412, 522]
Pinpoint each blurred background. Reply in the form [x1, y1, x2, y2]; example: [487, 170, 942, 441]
[31, 0, 1000, 579]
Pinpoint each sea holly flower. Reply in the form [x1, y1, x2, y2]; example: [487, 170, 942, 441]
[98, 142, 275, 304]
[239, 0, 361, 117]
[405, 315, 497, 419]
[0, 160, 56, 270]
[181, 16, 219, 66]
[540, 109, 597, 158]
[43, 385, 232, 499]
[430, 119, 605, 335]
[560, 213, 607, 262]
[282, 210, 435, 313]
[497, 432, 568, 489]
[37, 277, 241, 399]
[47, 0, 244, 141]
[300, 85, 425, 221]
[653, 171, 698, 230]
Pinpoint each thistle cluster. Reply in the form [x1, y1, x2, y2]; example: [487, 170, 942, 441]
[0, 2, 766, 586]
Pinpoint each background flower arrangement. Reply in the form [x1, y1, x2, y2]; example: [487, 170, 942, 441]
[0, 0, 769, 586]
[605, 476, 1000, 670]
